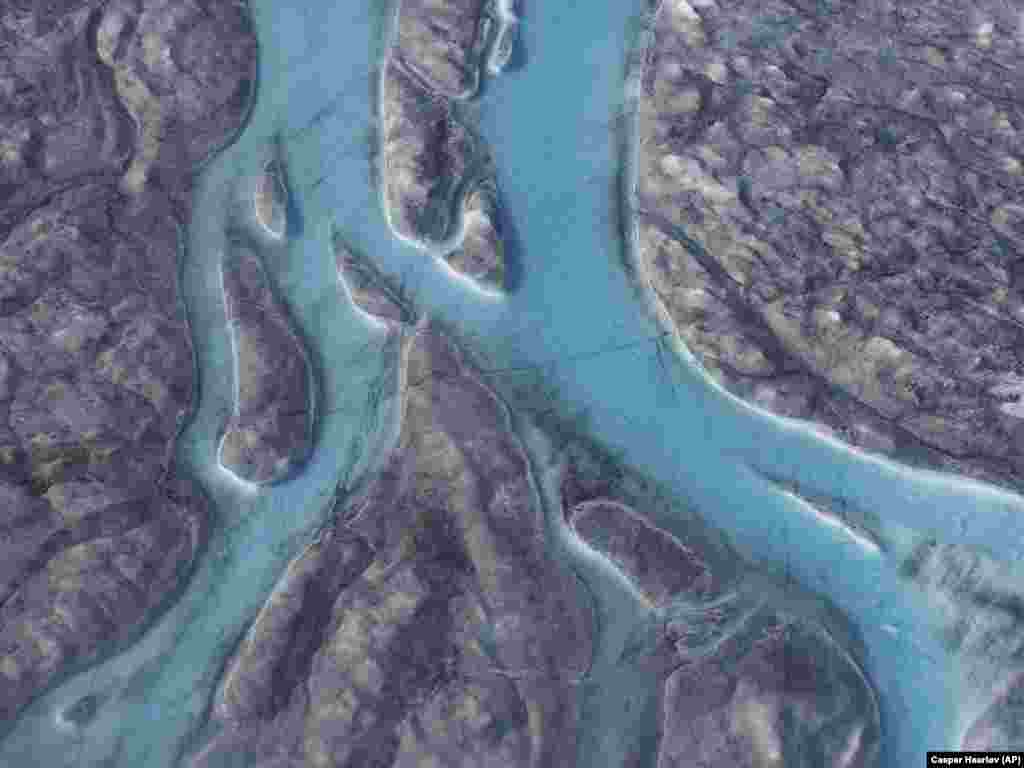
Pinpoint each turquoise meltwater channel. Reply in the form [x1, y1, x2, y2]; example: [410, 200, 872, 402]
[4, 1, 1024, 766]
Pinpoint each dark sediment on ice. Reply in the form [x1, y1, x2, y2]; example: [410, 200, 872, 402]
[219, 245, 314, 485]
[632, 0, 1024, 491]
[0, 0, 255, 723]
[379, 0, 510, 290]
[202, 323, 595, 767]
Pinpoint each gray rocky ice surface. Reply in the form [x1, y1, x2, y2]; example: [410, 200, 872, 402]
[218, 244, 314, 485]
[333, 231, 414, 328]
[379, 0, 509, 290]
[633, 0, 1024, 491]
[654, 607, 880, 768]
[0, 0, 255, 724]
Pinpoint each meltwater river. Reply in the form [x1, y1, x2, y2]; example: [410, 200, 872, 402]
[4, 1, 1024, 766]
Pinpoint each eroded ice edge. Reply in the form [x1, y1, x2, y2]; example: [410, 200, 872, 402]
[5, 0, 1024, 766]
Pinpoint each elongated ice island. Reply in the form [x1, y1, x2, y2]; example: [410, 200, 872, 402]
[630, 0, 1024, 491]
[240, 134, 292, 243]
[218, 244, 315, 485]
[568, 498, 720, 606]
[254, 157, 288, 241]
[333, 231, 413, 327]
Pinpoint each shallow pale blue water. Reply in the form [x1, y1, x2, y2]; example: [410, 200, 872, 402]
[4, 0, 1024, 765]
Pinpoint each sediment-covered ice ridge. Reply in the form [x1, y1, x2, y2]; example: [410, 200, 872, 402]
[0, 0, 256, 727]
[218, 245, 315, 485]
[218, 142, 316, 485]
[333, 231, 414, 329]
[378, 0, 516, 292]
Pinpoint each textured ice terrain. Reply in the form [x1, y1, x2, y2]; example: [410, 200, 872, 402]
[2, 0, 1024, 766]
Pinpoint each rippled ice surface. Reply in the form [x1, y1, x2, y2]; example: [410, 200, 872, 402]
[5, 0, 1024, 766]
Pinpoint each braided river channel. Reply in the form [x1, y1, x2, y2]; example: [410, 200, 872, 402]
[5, 1, 1024, 766]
